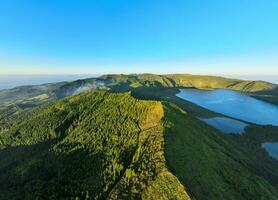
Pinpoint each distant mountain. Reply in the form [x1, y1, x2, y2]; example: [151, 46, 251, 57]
[1, 74, 277, 134]
[1, 73, 277, 107]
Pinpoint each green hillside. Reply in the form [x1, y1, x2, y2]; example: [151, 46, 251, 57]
[0, 82, 66, 107]
[250, 87, 278, 104]
[0, 89, 278, 199]
[1, 74, 276, 113]
[0, 90, 190, 200]
[164, 103, 278, 200]
[97, 73, 277, 92]
[164, 74, 276, 91]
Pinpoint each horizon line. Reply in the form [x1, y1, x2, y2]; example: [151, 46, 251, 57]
[0, 73, 278, 84]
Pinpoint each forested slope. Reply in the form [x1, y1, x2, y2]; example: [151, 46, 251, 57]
[164, 103, 278, 200]
[0, 90, 189, 200]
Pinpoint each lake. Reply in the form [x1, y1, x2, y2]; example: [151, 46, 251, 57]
[200, 117, 247, 134]
[177, 89, 278, 126]
[262, 143, 278, 160]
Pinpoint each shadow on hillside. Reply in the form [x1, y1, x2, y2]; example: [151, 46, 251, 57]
[0, 139, 107, 200]
[131, 86, 179, 100]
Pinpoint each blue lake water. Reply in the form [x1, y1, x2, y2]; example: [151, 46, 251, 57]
[262, 143, 278, 160]
[177, 89, 278, 126]
[200, 117, 247, 134]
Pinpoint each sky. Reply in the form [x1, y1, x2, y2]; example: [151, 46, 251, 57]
[0, 0, 278, 77]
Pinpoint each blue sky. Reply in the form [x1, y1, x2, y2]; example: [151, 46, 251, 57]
[0, 0, 278, 75]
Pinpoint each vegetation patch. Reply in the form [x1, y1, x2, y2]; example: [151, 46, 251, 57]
[0, 90, 189, 200]
[163, 103, 278, 200]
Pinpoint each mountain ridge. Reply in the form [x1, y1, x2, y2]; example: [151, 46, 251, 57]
[1, 73, 277, 107]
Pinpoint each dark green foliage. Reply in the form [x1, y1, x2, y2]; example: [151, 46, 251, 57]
[0, 105, 19, 132]
[0, 90, 188, 200]
[251, 89, 278, 104]
[163, 103, 278, 200]
[131, 87, 220, 118]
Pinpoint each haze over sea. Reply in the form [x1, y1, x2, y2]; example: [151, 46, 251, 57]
[0, 74, 96, 90]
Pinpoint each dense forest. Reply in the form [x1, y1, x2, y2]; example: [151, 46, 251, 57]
[0, 90, 189, 200]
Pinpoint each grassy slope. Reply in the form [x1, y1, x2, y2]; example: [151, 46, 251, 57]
[97, 73, 277, 92]
[0, 83, 66, 130]
[0, 82, 66, 106]
[102, 74, 278, 105]
[163, 103, 278, 200]
[137, 74, 277, 92]
[0, 90, 189, 200]
[251, 87, 278, 104]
